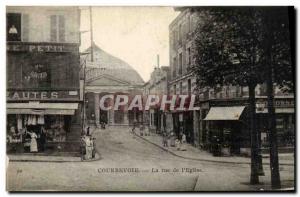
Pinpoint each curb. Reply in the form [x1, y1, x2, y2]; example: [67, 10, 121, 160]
[8, 152, 101, 163]
[133, 133, 294, 166]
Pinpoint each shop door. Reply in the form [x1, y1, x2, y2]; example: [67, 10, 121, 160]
[100, 109, 108, 124]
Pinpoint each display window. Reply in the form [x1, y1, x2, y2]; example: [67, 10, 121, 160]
[7, 114, 71, 154]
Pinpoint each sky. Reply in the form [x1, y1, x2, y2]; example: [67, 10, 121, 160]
[80, 7, 179, 82]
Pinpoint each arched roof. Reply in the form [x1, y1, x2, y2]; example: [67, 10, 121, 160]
[83, 44, 144, 86]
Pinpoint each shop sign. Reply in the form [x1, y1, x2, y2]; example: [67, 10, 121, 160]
[256, 98, 295, 113]
[24, 64, 49, 83]
[7, 90, 79, 101]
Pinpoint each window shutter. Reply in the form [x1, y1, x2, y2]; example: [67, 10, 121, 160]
[58, 15, 65, 42]
[50, 15, 57, 42]
[22, 14, 29, 42]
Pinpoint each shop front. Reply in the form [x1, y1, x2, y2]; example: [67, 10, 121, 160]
[6, 102, 79, 154]
[204, 106, 248, 156]
[6, 42, 81, 156]
[256, 97, 295, 149]
[202, 96, 295, 156]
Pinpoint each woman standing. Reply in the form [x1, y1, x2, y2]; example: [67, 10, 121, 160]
[27, 131, 38, 152]
[83, 136, 93, 160]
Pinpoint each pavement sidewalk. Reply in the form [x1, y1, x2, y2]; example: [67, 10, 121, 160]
[7, 154, 81, 162]
[7, 152, 101, 162]
[134, 132, 294, 166]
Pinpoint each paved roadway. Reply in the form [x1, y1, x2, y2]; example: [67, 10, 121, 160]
[6, 127, 295, 191]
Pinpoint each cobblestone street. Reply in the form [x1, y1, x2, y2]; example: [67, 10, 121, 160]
[6, 126, 295, 191]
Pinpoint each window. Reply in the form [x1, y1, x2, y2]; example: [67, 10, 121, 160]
[188, 79, 191, 95]
[7, 13, 21, 41]
[172, 30, 176, 47]
[173, 85, 176, 95]
[50, 15, 65, 42]
[187, 47, 191, 67]
[276, 118, 284, 129]
[178, 53, 183, 75]
[173, 57, 177, 78]
[178, 24, 182, 44]
[22, 14, 29, 42]
[188, 15, 191, 33]
[180, 82, 183, 94]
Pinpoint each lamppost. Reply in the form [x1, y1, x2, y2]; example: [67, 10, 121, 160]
[79, 6, 94, 133]
[79, 53, 89, 133]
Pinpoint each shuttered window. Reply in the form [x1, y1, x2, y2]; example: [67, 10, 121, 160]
[50, 15, 57, 42]
[178, 53, 183, 75]
[50, 15, 65, 42]
[58, 15, 65, 42]
[22, 14, 29, 42]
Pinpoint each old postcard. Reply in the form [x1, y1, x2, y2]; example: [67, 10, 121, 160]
[6, 6, 295, 192]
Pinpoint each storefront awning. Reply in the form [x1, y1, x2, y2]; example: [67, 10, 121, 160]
[204, 106, 245, 121]
[6, 103, 78, 115]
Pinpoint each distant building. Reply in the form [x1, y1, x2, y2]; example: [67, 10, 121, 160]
[6, 6, 81, 154]
[83, 44, 144, 127]
[143, 66, 171, 132]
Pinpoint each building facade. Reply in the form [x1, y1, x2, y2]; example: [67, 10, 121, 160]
[169, 8, 200, 145]
[6, 6, 82, 155]
[84, 44, 144, 127]
[169, 8, 295, 154]
[143, 66, 171, 133]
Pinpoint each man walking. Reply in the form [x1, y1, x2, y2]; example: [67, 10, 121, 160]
[162, 132, 168, 147]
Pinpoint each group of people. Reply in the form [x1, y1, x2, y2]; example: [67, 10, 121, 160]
[81, 127, 96, 160]
[7, 125, 47, 153]
[131, 122, 150, 136]
[162, 131, 187, 151]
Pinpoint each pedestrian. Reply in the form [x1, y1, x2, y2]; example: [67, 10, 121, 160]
[181, 133, 187, 151]
[140, 124, 144, 136]
[182, 133, 186, 143]
[101, 122, 106, 129]
[80, 136, 86, 161]
[85, 136, 93, 160]
[162, 132, 168, 147]
[27, 131, 38, 153]
[175, 139, 181, 151]
[170, 132, 175, 147]
[131, 122, 135, 134]
[179, 131, 183, 143]
[59, 125, 66, 142]
[86, 126, 91, 136]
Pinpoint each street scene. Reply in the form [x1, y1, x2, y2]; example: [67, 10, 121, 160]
[6, 6, 295, 192]
[7, 126, 294, 191]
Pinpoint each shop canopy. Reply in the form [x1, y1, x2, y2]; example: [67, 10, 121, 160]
[204, 106, 245, 121]
[6, 103, 78, 115]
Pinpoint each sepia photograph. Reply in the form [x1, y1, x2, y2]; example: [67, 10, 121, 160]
[5, 5, 295, 192]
